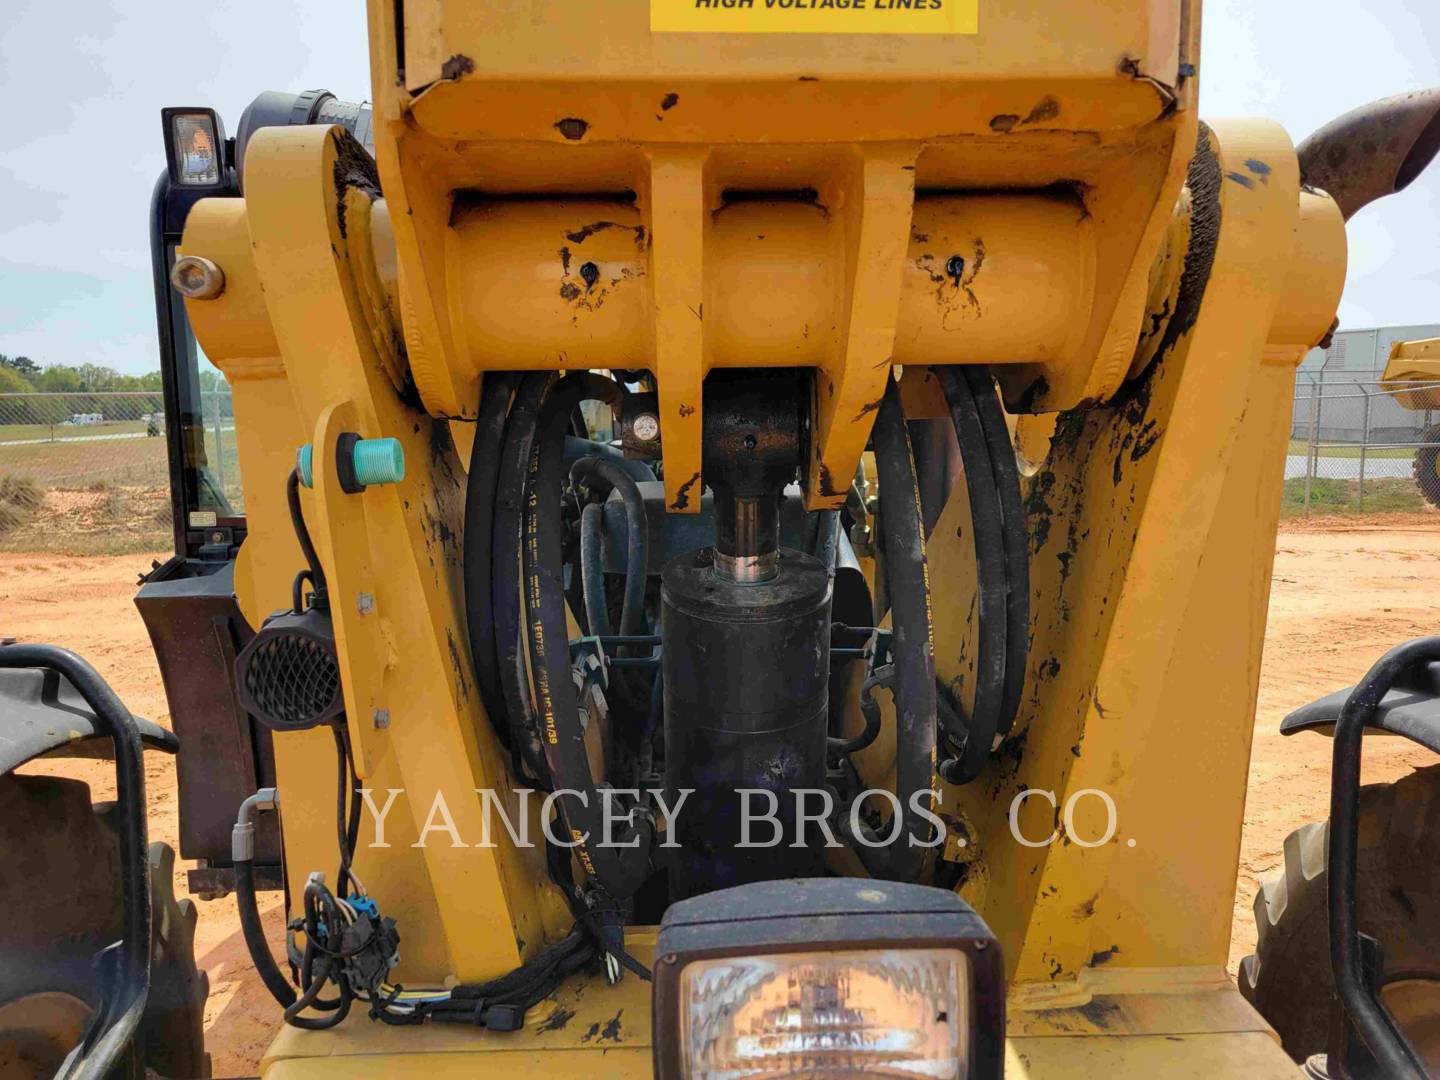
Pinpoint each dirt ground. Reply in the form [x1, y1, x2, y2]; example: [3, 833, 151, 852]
[2, 517, 1436, 1076]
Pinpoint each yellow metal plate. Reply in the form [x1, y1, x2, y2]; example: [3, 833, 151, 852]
[650, 0, 977, 35]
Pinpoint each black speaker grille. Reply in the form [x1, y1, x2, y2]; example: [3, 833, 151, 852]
[242, 632, 341, 728]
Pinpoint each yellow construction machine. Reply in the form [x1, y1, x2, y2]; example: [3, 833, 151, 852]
[1380, 336, 1440, 505]
[4, 3, 1440, 1078]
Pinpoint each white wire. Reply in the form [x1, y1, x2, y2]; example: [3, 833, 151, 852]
[355, 989, 418, 1015]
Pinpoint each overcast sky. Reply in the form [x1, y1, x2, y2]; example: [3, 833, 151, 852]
[1, 1, 1437, 375]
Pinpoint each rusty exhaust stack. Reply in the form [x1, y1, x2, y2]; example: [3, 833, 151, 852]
[1297, 88, 1440, 220]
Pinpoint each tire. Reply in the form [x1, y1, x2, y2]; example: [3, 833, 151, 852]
[1239, 765, 1440, 1067]
[1412, 424, 1440, 508]
[0, 774, 209, 1078]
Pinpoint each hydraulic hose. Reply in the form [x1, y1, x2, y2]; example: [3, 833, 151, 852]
[578, 501, 611, 637]
[464, 371, 521, 745]
[334, 726, 362, 899]
[935, 366, 1010, 781]
[231, 789, 296, 1008]
[570, 456, 649, 645]
[523, 374, 653, 899]
[829, 666, 890, 755]
[492, 372, 556, 783]
[961, 365, 1029, 740]
[839, 383, 936, 881]
[283, 876, 352, 1030]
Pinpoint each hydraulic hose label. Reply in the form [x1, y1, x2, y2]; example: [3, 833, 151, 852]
[651, 0, 977, 35]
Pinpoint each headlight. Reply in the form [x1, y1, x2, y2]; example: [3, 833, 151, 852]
[162, 108, 226, 189]
[682, 948, 969, 1077]
[654, 879, 1003, 1080]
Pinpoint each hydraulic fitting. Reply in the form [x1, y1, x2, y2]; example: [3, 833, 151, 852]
[295, 435, 406, 491]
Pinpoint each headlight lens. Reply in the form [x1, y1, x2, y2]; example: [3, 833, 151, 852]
[679, 948, 969, 1079]
[170, 112, 221, 186]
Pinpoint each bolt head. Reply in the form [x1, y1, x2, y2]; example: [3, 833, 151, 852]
[356, 592, 375, 616]
[170, 255, 226, 300]
[555, 117, 589, 141]
[372, 707, 391, 729]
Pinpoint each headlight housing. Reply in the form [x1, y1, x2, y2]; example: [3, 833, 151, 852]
[162, 108, 226, 189]
[653, 878, 1003, 1080]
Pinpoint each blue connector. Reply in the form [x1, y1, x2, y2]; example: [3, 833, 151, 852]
[351, 438, 405, 486]
[294, 437, 405, 491]
[296, 444, 314, 488]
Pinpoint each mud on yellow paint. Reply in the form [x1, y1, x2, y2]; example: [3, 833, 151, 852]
[170, 0, 1358, 1073]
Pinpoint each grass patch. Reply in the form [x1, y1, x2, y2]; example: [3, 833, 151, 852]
[0, 484, 173, 555]
[1280, 476, 1427, 517]
[1286, 439, 1419, 459]
[0, 435, 167, 488]
[98, 488, 129, 522]
[0, 420, 151, 444]
[0, 475, 42, 535]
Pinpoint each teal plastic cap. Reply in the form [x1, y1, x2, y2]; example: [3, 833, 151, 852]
[296, 444, 314, 488]
[352, 437, 405, 486]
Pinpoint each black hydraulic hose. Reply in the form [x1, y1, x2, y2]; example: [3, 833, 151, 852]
[829, 666, 890, 755]
[464, 371, 521, 745]
[841, 384, 936, 880]
[571, 456, 649, 644]
[936, 690, 969, 781]
[334, 727, 362, 899]
[0, 644, 151, 1080]
[961, 366, 1029, 740]
[235, 859, 296, 1008]
[231, 789, 296, 1008]
[578, 502, 611, 637]
[284, 879, 353, 1030]
[1328, 638, 1440, 1080]
[492, 373, 556, 783]
[287, 469, 328, 608]
[935, 367, 1008, 781]
[523, 375, 653, 898]
[285, 961, 351, 1029]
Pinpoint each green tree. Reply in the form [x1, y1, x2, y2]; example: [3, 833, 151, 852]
[72, 364, 125, 392]
[114, 371, 164, 392]
[0, 366, 34, 394]
[31, 366, 83, 393]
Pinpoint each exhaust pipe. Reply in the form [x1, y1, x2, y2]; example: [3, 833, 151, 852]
[1297, 88, 1440, 220]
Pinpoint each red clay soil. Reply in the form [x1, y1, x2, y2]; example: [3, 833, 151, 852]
[2, 515, 1435, 1073]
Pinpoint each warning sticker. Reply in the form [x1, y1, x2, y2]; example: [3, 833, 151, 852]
[651, 0, 978, 35]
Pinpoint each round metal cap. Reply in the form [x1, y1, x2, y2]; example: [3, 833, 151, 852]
[170, 255, 226, 300]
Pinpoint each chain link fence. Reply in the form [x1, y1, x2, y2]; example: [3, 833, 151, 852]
[2, 377, 1432, 549]
[0, 390, 236, 553]
[1288, 377, 1440, 515]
